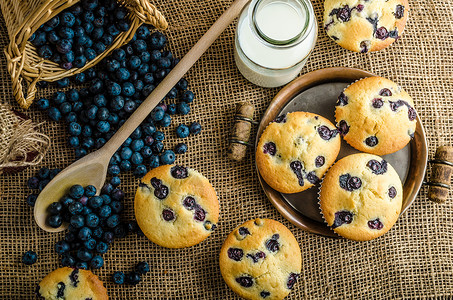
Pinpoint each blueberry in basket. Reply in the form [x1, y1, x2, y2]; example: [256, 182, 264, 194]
[29, 0, 131, 70]
[35, 25, 203, 178]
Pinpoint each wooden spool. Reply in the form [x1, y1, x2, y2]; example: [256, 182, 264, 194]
[227, 102, 257, 161]
[426, 146, 453, 203]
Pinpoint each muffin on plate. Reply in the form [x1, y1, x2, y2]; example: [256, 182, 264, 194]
[256, 111, 341, 194]
[135, 165, 219, 248]
[220, 218, 301, 300]
[36, 267, 108, 299]
[335, 76, 417, 155]
[324, 0, 409, 52]
[319, 153, 403, 241]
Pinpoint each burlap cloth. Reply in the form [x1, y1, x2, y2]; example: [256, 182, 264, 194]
[1, 0, 452, 299]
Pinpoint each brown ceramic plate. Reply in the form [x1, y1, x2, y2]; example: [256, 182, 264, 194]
[255, 67, 428, 237]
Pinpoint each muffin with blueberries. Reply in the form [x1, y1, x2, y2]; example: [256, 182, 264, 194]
[256, 111, 341, 194]
[335, 76, 417, 155]
[219, 218, 302, 300]
[319, 153, 403, 241]
[324, 0, 409, 52]
[135, 165, 219, 248]
[36, 267, 108, 299]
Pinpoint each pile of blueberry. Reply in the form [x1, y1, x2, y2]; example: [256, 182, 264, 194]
[26, 167, 61, 207]
[29, 0, 130, 70]
[112, 261, 150, 285]
[36, 25, 202, 178]
[45, 182, 141, 270]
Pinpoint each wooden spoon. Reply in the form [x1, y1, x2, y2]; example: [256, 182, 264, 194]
[34, 0, 250, 232]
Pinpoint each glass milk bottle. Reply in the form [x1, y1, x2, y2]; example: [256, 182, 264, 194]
[234, 0, 317, 88]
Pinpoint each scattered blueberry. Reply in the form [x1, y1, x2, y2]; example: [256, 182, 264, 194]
[22, 251, 38, 265]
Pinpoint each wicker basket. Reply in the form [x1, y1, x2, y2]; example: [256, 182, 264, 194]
[1, 0, 168, 109]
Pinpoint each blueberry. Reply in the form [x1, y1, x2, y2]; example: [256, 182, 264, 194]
[153, 131, 165, 141]
[37, 45, 53, 59]
[93, 41, 106, 54]
[68, 122, 82, 136]
[47, 202, 63, 215]
[86, 213, 100, 228]
[76, 248, 93, 262]
[61, 253, 76, 267]
[133, 39, 147, 52]
[47, 31, 60, 44]
[388, 186, 397, 199]
[26, 194, 38, 207]
[78, 227, 93, 241]
[69, 184, 84, 199]
[142, 84, 155, 97]
[102, 231, 114, 243]
[70, 215, 85, 229]
[131, 152, 144, 165]
[131, 127, 142, 139]
[47, 214, 63, 228]
[31, 31, 47, 47]
[55, 240, 70, 255]
[176, 78, 189, 91]
[56, 39, 72, 54]
[97, 121, 111, 133]
[133, 165, 147, 178]
[27, 176, 40, 189]
[83, 238, 96, 250]
[58, 27, 75, 39]
[160, 150, 176, 165]
[181, 91, 195, 103]
[158, 114, 171, 127]
[150, 50, 161, 61]
[60, 11, 76, 27]
[189, 122, 202, 135]
[139, 146, 152, 158]
[126, 271, 141, 285]
[332, 211, 354, 228]
[97, 205, 112, 219]
[149, 155, 160, 169]
[112, 271, 125, 284]
[66, 112, 78, 123]
[36, 98, 50, 110]
[60, 195, 74, 207]
[236, 276, 253, 288]
[59, 102, 72, 115]
[116, 68, 130, 82]
[177, 102, 190, 115]
[109, 177, 120, 188]
[96, 241, 109, 254]
[22, 251, 38, 265]
[113, 48, 126, 61]
[365, 136, 379, 147]
[368, 218, 384, 230]
[82, 48, 96, 61]
[88, 196, 103, 209]
[151, 141, 164, 154]
[73, 55, 87, 68]
[46, 16, 60, 28]
[135, 261, 150, 274]
[87, 255, 103, 269]
[143, 124, 156, 136]
[149, 32, 166, 50]
[287, 273, 300, 290]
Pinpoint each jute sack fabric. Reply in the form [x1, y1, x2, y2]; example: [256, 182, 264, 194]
[0, 0, 167, 109]
[0, 0, 452, 299]
[0, 103, 50, 173]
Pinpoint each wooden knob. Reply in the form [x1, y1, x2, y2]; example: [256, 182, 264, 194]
[227, 102, 257, 161]
[427, 146, 453, 203]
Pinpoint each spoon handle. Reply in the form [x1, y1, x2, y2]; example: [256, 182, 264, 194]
[102, 0, 250, 156]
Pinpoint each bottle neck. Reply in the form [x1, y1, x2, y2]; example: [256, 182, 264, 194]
[249, 0, 312, 48]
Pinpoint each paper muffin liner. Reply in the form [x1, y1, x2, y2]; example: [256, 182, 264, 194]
[316, 162, 342, 237]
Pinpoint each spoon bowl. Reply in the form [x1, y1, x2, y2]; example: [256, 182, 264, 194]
[33, 0, 250, 232]
[34, 150, 110, 232]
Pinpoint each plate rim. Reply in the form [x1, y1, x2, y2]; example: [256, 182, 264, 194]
[255, 67, 428, 238]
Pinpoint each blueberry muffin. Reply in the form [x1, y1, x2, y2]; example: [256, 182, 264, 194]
[135, 165, 219, 248]
[36, 267, 108, 299]
[256, 111, 341, 194]
[319, 153, 403, 241]
[324, 0, 409, 52]
[335, 76, 416, 155]
[220, 218, 302, 300]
